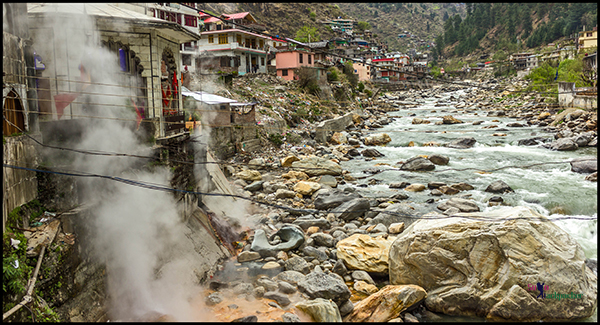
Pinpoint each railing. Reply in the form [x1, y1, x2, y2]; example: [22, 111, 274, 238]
[164, 112, 186, 135]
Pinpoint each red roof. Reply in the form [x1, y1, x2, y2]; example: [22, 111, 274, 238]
[372, 58, 394, 62]
[223, 12, 250, 20]
[204, 16, 221, 23]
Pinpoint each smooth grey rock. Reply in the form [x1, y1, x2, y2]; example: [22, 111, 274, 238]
[237, 251, 261, 263]
[485, 180, 514, 194]
[256, 277, 279, 292]
[332, 259, 348, 276]
[310, 233, 335, 247]
[303, 246, 329, 262]
[232, 283, 254, 295]
[275, 188, 296, 199]
[274, 270, 306, 285]
[437, 198, 480, 213]
[292, 215, 331, 230]
[331, 198, 371, 222]
[253, 286, 265, 298]
[427, 154, 449, 165]
[291, 157, 343, 176]
[244, 181, 264, 192]
[295, 298, 343, 322]
[517, 136, 551, 146]
[367, 203, 419, 228]
[339, 299, 354, 316]
[389, 182, 410, 189]
[231, 315, 258, 322]
[313, 188, 362, 210]
[282, 312, 301, 322]
[570, 157, 597, 174]
[278, 281, 297, 294]
[284, 256, 311, 274]
[445, 137, 476, 149]
[264, 291, 291, 307]
[297, 271, 351, 306]
[400, 157, 435, 171]
[250, 226, 305, 256]
[352, 270, 375, 285]
[552, 137, 578, 151]
[318, 175, 338, 187]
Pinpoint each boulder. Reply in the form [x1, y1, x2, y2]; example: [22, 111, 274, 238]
[354, 281, 379, 295]
[310, 233, 335, 247]
[336, 234, 394, 273]
[364, 133, 392, 146]
[282, 170, 309, 180]
[404, 184, 426, 192]
[291, 157, 343, 176]
[389, 206, 597, 321]
[284, 256, 311, 275]
[506, 122, 525, 127]
[485, 180, 513, 194]
[244, 181, 264, 192]
[367, 203, 419, 228]
[339, 299, 354, 316]
[445, 137, 476, 149]
[442, 115, 464, 124]
[281, 312, 301, 322]
[362, 148, 385, 157]
[517, 137, 551, 146]
[450, 182, 474, 191]
[438, 185, 460, 195]
[437, 198, 480, 213]
[551, 138, 578, 151]
[313, 188, 361, 210]
[389, 182, 410, 189]
[585, 172, 597, 182]
[275, 189, 296, 199]
[251, 226, 305, 255]
[295, 298, 342, 322]
[278, 281, 297, 294]
[297, 271, 351, 306]
[293, 181, 322, 195]
[388, 222, 405, 234]
[428, 154, 450, 165]
[264, 291, 291, 307]
[351, 270, 375, 285]
[236, 170, 262, 182]
[400, 157, 435, 171]
[318, 175, 338, 187]
[343, 285, 427, 322]
[274, 270, 306, 285]
[330, 198, 371, 222]
[237, 251, 261, 263]
[330, 132, 348, 145]
[570, 157, 597, 174]
[303, 246, 328, 261]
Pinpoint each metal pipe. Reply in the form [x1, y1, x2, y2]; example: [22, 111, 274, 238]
[2, 245, 47, 320]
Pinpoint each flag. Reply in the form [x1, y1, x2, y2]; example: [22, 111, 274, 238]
[53, 93, 78, 120]
[172, 71, 178, 99]
[554, 68, 559, 81]
[130, 98, 143, 130]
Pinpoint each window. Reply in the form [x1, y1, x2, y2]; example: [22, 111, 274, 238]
[261, 57, 265, 66]
[259, 40, 264, 48]
[299, 53, 303, 64]
[216, 24, 222, 31]
[245, 38, 250, 47]
[308, 55, 312, 64]
[251, 39, 256, 48]
[182, 54, 191, 66]
[587, 32, 593, 37]
[176, 13, 181, 25]
[237, 35, 242, 44]
[208, 34, 214, 43]
[184, 14, 197, 27]
[220, 57, 230, 67]
[159, 10, 165, 20]
[218, 33, 228, 44]
[282, 69, 288, 76]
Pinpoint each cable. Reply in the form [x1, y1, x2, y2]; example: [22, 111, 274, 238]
[3, 163, 596, 223]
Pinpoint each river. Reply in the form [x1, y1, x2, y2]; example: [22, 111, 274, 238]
[339, 88, 597, 322]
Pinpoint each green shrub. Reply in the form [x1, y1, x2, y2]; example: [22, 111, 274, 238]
[327, 67, 340, 82]
[357, 82, 365, 92]
[268, 133, 284, 146]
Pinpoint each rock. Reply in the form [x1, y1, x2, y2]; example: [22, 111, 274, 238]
[293, 215, 330, 230]
[364, 133, 392, 146]
[256, 277, 279, 292]
[295, 298, 343, 322]
[403, 313, 419, 322]
[354, 280, 379, 295]
[443, 207, 460, 216]
[391, 192, 409, 200]
[570, 157, 597, 174]
[404, 184, 426, 192]
[506, 122, 524, 127]
[388, 206, 597, 321]
[352, 270, 375, 285]
[281, 156, 301, 167]
[233, 283, 254, 295]
[278, 281, 297, 294]
[264, 291, 291, 307]
[517, 136, 551, 146]
[282, 170, 309, 180]
[343, 285, 427, 322]
[437, 198, 480, 213]
[400, 157, 435, 171]
[237, 251, 261, 263]
[450, 182, 474, 191]
[586, 258, 597, 276]
[303, 246, 328, 262]
[298, 272, 351, 306]
[438, 185, 459, 195]
[275, 189, 296, 199]
[585, 172, 597, 182]
[485, 180, 513, 194]
[262, 261, 284, 272]
[318, 175, 337, 187]
[251, 226, 305, 255]
[388, 222, 405, 234]
[427, 181, 446, 189]
[332, 259, 348, 276]
[339, 299, 354, 316]
[442, 115, 463, 124]
[331, 198, 371, 222]
[274, 270, 306, 285]
[236, 170, 262, 182]
[388, 317, 404, 322]
[368, 203, 419, 228]
[253, 286, 265, 298]
[551, 138, 578, 151]
[310, 233, 335, 247]
[330, 132, 348, 145]
[205, 292, 223, 306]
[389, 182, 410, 189]
[293, 181, 322, 195]
[422, 310, 443, 321]
[244, 181, 264, 192]
[362, 148, 385, 157]
[574, 133, 594, 147]
[336, 234, 394, 273]
[231, 315, 258, 322]
[292, 157, 342, 176]
[445, 137, 476, 149]
[369, 223, 388, 233]
[313, 188, 361, 210]
[538, 112, 551, 120]
[412, 118, 425, 124]
[284, 256, 312, 274]
[427, 154, 449, 165]
[281, 312, 301, 322]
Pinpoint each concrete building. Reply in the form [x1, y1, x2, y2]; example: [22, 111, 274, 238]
[27, 3, 199, 139]
[197, 12, 271, 75]
[353, 60, 371, 81]
[275, 49, 316, 81]
[578, 26, 597, 52]
[3, 3, 41, 232]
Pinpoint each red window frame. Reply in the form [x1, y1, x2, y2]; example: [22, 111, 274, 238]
[184, 15, 197, 27]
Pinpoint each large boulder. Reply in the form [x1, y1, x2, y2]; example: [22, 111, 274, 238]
[551, 138, 578, 151]
[400, 156, 435, 171]
[295, 298, 342, 322]
[251, 226, 305, 256]
[364, 133, 392, 146]
[297, 271, 351, 306]
[313, 188, 361, 210]
[361, 148, 385, 157]
[445, 137, 477, 149]
[428, 154, 450, 165]
[437, 197, 480, 213]
[330, 132, 348, 145]
[236, 170, 262, 182]
[388, 206, 597, 321]
[485, 180, 514, 194]
[570, 157, 597, 174]
[331, 198, 371, 222]
[336, 234, 395, 274]
[344, 285, 427, 322]
[291, 157, 343, 176]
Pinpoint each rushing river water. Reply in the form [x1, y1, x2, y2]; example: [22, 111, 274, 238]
[340, 88, 597, 322]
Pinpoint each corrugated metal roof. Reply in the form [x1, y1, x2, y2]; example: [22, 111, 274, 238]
[27, 3, 164, 23]
[223, 12, 250, 20]
[181, 89, 238, 105]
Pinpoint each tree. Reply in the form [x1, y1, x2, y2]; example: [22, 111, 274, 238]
[357, 21, 371, 32]
[427, 21, 430, 33]
[295, 25, 320, 43]
[443, 11, 449, 21]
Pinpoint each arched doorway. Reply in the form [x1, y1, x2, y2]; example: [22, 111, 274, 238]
[3, 90, 25, 136]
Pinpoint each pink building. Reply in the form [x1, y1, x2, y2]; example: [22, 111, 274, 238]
[353, 61, 371, 81]
[275, 49, 315, 80]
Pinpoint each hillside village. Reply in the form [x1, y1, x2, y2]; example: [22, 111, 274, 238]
[3, 3, 598, 323]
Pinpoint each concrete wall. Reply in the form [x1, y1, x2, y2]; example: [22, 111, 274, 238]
[573, 95, 598, 109]
[3, 135, 38, 232]
[558, 82, 576, 107]
[315, 113, 354, 143]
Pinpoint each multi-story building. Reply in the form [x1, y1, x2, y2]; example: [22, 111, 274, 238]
[276, 49, 322, 81]
[578, 26, 597, 52]
[353, 60, 371, 81]
[196, 12, 271, 75]
[323, 18, 356, 34]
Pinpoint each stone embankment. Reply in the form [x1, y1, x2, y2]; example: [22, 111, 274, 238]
[199, 74, 597, 322]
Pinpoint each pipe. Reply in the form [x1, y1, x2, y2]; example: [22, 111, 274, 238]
[2, 245, 46, 321]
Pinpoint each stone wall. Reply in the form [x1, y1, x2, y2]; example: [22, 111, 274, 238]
[3, 135, 38, 232]
[558, 82, 576, 107]
[315, 113, 354, 143]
